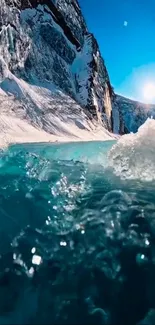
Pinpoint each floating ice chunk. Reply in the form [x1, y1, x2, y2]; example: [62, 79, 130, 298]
[108, 118, 155, 181]
[32, 255, 42, 265]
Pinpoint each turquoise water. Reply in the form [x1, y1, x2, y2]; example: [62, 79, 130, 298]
[0, 140, 155, 324]
[8, 140, 116, 164]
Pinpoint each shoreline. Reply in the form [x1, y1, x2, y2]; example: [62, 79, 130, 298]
[1, 135, 118, 150]
[0, 114, 119, 150]
[8, 137, 117, 147]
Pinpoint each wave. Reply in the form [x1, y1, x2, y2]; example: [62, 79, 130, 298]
[108, 118, 155, 181]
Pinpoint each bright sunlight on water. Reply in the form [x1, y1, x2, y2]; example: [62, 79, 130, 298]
[0, 140, 154, 325]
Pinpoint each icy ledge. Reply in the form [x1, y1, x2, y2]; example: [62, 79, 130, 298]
[108, 118, 155, 181]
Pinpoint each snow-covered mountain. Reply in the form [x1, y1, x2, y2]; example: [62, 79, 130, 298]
[1, 0, 152, 141]
[0, 0, 117, 145]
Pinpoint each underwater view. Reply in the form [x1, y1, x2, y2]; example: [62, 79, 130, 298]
[0, 140, 154, 325]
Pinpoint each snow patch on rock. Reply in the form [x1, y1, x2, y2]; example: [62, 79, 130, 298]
[72, 35, 92, 106]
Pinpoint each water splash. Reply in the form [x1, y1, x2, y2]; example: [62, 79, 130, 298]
[108, 118, 155, 181]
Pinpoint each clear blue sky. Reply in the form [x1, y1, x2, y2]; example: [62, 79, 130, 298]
[79, 0, 155, 102]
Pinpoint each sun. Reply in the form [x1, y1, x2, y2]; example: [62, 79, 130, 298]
[143, 82, 155, 102]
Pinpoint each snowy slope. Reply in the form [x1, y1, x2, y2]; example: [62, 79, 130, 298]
[0, 64, 116, 147]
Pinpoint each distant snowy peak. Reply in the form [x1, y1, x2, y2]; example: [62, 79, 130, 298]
[115, 94, 155, 133]
[0, 0, 114, 131]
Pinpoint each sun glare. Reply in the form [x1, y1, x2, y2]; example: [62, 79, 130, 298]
[143, 82, 155, 102]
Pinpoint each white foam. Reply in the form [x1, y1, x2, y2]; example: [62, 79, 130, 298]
[108, 118, 155, 181]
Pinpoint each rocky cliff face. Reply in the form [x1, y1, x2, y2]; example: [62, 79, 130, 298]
[0, 0, 114, 131]
[115, 95, 155, 133]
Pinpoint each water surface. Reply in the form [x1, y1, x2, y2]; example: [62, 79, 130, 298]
[0, 140, 154, 325]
